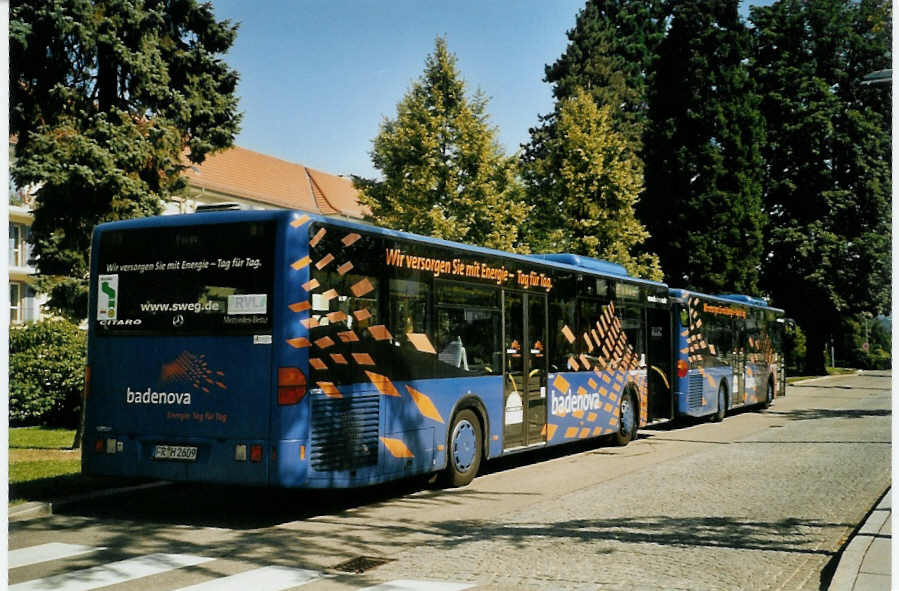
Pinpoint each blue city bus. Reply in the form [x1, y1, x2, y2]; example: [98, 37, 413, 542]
[669, 290, 786, 422]
[82, 209, 675, 488]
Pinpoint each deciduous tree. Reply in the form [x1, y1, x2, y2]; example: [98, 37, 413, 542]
[357, 37, 529, 253]
[522, 90, 662, 279]
[751, 0, 891, 373]
[522, 0, 665, 278]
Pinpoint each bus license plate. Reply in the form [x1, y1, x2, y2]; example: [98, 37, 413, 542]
[153, 445, 198, 461]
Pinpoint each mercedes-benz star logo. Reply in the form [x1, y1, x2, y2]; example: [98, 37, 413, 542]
[172, 314, 185, 327]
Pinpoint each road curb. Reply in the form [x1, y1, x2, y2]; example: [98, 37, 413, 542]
[827, 487, 891, 591]
[789, 373, 860, 386]
[9, 481, 172, 522]
[8, 502, 51, 522]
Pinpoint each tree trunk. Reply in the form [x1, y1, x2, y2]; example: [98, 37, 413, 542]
[803, 322, 828, 376]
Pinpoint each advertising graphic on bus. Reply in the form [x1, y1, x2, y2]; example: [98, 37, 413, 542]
[669, 290, 786, 422]
[82, 210, 784, 489]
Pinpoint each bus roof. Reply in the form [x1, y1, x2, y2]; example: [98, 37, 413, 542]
[94, 210, 669, 289]
[668, 288, 784, 314]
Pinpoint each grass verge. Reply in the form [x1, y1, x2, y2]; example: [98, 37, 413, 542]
[9, 427, 144, 507]
[10, 426, 77, 450]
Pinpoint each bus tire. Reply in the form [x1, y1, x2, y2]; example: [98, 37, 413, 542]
[712, 381, 727, 422]
[764, 378, 774, 408]
[613, 391, 638, 446]
[442, 409, 482, 488]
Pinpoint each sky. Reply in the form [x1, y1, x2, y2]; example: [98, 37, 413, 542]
[209, 0, 772, 180]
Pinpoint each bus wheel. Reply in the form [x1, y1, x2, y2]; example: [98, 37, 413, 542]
[712, 382, 727, 422]
[613, 392, 637, 446]
[764, 379, 774, 408]
[442, 409, 482, 488]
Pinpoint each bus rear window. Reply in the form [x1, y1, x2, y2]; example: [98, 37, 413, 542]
[94, 221, 275, 335]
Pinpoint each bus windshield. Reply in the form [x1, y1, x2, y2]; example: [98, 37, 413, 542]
[93, 221, 276, 336]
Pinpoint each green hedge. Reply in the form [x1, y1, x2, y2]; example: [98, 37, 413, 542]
[10, 319, 86, 427]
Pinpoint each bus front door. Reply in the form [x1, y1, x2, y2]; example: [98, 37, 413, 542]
[502, 291, 547, 450]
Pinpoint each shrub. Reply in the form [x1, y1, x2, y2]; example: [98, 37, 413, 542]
[10, 318, 86, 427]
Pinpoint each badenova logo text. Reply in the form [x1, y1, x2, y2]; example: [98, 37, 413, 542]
[126, 387, 192, 406]
[551, 391, 602, 417]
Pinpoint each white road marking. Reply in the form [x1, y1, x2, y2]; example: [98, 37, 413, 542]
[9, 552, 213, 591]
[359, 581, 474, 591]
[176, 565, 324, 590]
[9, 543, 105, 569]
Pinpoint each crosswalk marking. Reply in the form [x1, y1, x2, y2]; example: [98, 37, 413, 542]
[9, 552, 214, 591]
[176, 565, 324, 590]
[359, 581, 474, 591]
[7, 544, 476, 591]
[8, 543, 105, 569]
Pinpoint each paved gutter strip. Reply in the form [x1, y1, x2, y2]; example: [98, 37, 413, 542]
[9, 481, 172, 521]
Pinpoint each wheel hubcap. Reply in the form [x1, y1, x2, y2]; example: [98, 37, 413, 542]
[452, 420, 476, 472]
[620, 396, 635, 436]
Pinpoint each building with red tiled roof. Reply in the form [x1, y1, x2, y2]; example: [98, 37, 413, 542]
[8, 141, 369, 325]
[171, 145, 369, 219]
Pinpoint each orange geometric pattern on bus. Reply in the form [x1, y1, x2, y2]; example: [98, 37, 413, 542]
[290, 214, 310, 228]
[365, 370, 400, 397]
[406, 333, 437, 354]
[317, 381, 342, 398]
[405, 385, 444, 423]
[380, 437, 415, 458]
[310, 227, 327, 248]
[289, 301, 311, 313]
[291, 256, 311, 271]
[553, 300, 652, 427]
[161, 351, 227, 393]
[342, 232, 361, 247]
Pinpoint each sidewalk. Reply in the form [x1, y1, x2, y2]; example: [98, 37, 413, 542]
[828, 489, 891, 591]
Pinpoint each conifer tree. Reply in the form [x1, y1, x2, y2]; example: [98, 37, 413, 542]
[358, 37, 530, 253]
[641, 0, 765, 294]
[542, 0, 666, 145]
[751, 0, 891, 373]
[11, 0, 241, 318]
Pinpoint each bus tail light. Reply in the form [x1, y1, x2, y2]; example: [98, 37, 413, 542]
[84, 365, 91, 399]
[677, 359, 689, 378]
[250, 444, 263, 463]
[278, 367, 307, 405]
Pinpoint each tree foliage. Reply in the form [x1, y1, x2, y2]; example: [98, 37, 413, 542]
[10, 0, 241, 318]
[751, 0, 891, 373]
[542, 0, 666, 146]
[522, 90, 662, 279]
[523, 0, 664, 279]
[642, 0, 766, 294]
[10, 319, 87, 428]
[358, 37, 530, 252]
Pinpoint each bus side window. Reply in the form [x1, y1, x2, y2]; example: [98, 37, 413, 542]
[577, 298, 607, 370]
[435, 282, 500, 376]
[383, 277, 437, 379]
[388, 278, 430, 345]
[618, 301, 646, 368]
[549, 298, 576, 372]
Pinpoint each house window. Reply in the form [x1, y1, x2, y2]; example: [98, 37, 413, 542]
[9, 222, 26, 267]
[10, 281, 23, 324]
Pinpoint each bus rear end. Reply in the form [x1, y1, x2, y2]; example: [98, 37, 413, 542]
[83, 212, 283, 485]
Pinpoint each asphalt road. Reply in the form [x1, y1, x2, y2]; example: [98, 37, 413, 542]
[8, 371, 891, 591]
